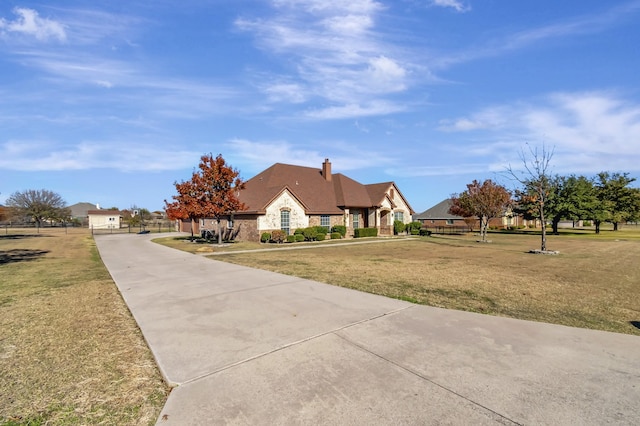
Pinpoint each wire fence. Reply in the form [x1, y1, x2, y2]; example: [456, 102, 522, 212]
[1, 223, 177, 237]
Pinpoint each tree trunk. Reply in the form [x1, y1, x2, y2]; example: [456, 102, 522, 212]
[540, 209, 547, 251]
[613, 222, 619, 231]
[552, 216, 560, 235]
[217, 218, 222, 245]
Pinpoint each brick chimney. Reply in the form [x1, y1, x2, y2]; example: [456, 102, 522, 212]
[322, 158, 332, 181]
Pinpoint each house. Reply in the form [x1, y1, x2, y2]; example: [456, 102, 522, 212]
[67, 202, 97, 225]
[88, 209, 121, 230]
[414, 198, 529, 231]
[190, 159, 415, 242]
[414, 199, 468, 229]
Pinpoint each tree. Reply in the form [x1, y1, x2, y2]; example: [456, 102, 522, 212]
[193, 154, 246, 245]
[165, 179, 202, 240]
[5, 189, 69, 229]
[547, 175, 596, 234]
[595, 172, 640, 231]
[449, 179, 511, 242]
[165, 153, 246, 244]
[508, 144, 554, 251]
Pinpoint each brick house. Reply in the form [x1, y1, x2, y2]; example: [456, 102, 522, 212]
[414, 199, 530, 231]
[193, 159, 414, 242]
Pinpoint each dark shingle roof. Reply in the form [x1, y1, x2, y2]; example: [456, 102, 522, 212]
[414, 199, 462, 220]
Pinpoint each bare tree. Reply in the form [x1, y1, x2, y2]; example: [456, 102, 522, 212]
[5, 189, 68, 229]
[507, 144, 555, 251]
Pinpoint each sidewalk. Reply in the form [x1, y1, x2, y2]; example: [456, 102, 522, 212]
[94, 233, 640, 425]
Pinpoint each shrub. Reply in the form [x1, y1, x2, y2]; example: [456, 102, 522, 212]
[354, 227, 378, 238]
[410, 229, 419, 235]
[270, 230, 286, 243]
[408, 221, 422, 232]
[394, 220, 406, 235]
[583, 220, 592, 226]
[316, 233, 326, 241]
[302, 227, 317, 241]
[331, 225, 347, 237]
[260, 232, 271, 243]
[312, 225, 328, 235]
[419, 229, 431, 236]
[295, 234, 305, 242]
[330, 232, 341, 240]
[286, 235, 296, 243]
[293, 228, 304, 235]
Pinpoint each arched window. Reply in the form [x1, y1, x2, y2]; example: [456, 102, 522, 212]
[280, 209, 290, 235]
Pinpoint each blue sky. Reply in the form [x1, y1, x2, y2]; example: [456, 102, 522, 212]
[1, 0, 639, 213]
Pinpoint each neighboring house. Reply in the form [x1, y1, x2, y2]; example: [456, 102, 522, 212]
[414, 199, 468, 228]
[67, 202, 97, 225]
[414, 199, 526, 230]
[87, 209, 121, 229]
[193, 159, 414, 242]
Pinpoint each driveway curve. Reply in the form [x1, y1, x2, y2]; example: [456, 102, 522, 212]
[94, 233, 640, 425]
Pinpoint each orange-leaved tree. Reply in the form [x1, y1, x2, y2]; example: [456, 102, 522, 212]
[165, 153, 246, 243]
[194, 153, 246, 245]
[449, 179, 511, 242]
[165, 179, 202, 240]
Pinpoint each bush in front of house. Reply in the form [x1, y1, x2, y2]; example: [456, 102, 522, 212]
[261, 232, 271, 243]
[295, 234, 305, 242]
[330, 232, 341, 240]
[331, 225, 347, 237]
[354, 227, 378, 238]
[302, 227, 317, 241]
[408, 221, 422, 232]
[419, 229, 432, 236]
[286, 235, 296, 243]
[394, 220, 406, 235]
[316, 233, 326, 241]
[270, 230, 286, 243]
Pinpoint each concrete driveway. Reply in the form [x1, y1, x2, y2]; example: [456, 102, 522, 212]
[94, 233, 640, 425]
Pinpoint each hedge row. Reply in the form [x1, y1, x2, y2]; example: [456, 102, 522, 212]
[354, 227, 378, 238]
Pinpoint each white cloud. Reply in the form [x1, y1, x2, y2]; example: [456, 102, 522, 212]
[0, 140, 200, 172]
[236, 0, 413, 119]
[0, 7, 67, 42]
[272, 0, 384, 15]
[225, 138, 393, 173]
[435, 1, 640, 68]
[438, 91, 640, 174]
[304, 101, 407, 119]
[430, 0, 470, 13]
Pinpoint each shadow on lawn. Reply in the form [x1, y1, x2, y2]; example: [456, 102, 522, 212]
[630, 321, 640, 330]
[0, 249, 50, 265]
[0, 234, 49, 240]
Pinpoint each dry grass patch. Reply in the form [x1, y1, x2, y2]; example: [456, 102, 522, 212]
[0, 229, 167, 425]
[215, 232, 640, 336]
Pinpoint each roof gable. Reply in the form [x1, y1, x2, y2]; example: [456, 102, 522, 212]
[414, 199, 462, 220]
[239, 163, 341, 214]
[236, 161, 414, 216]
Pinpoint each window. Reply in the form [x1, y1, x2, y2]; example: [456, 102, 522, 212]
[446, 219, 454, 225]
[320, 215, 330, 231]
[353, 211, 360, 229]
[280, 210, 290, 235]
[394, 211, 404, 223]
[227, 219, 234, 229]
